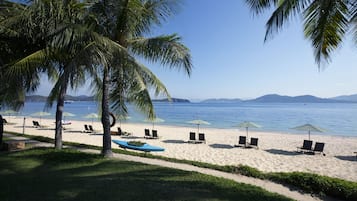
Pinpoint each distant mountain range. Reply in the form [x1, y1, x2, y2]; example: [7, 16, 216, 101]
[202, 94, 357, 103]
[26, 93, 357, 103]
[25, 95, 95, 102]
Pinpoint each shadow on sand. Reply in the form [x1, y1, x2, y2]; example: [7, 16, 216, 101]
[265, 149, 300, 156]
[209, 143, 234, 149]
[335, 155, 357, 162]
[162, 140, 186, 144]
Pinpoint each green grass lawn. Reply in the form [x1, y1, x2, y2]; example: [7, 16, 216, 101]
[0, 148, 292, 201]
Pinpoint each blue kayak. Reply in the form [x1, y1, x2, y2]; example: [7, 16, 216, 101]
[112, 140, 164, 152]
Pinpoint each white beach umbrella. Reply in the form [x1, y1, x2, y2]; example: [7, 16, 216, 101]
[234, 121, 261, 138]
[187, 119, 210, 134]
[63, 112, 75, 122]
[145, 117, 164, 129]
[83, 113, 99, 125]
[30, 111, 51, 123]
[0, 110, 18, 117]
[117, 114, 131, 127]
[291, 123, 325, 140]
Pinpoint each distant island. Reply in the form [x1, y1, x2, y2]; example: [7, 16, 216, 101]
[152, 98, 190, 103]
[25, 95, 190, 103]
[25, 95, 95, 102]
[26, 93, 357, 103]
[201, 94, 357, 103]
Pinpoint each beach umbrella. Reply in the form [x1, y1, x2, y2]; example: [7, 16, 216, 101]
[30, 111, 51, 123]
[187, 119, 210, 134]
[63, 112, 75, 122]
[145, 117, 164, 129]
[234, 121, 261, 138]
[83, 113, 99, 125]
[0, 110, 18, 117]
[117, 114, 131, 127]
[291, 123, 325, 140]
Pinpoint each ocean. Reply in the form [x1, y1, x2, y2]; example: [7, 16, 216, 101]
[4, 101, 357, 137]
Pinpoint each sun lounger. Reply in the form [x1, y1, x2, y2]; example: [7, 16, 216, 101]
[248, 137, 259, 148]
[118, 127, 122, 135]
[33, 121, 39, 128]
[144, 128, 154, 139]
[3, 118, 8, 124]
[313, 142, 325, 155]
[152, 130, 159, 138]
[235, 136, 247, 147]
[88, 125, 97, 133]
[83, 124, 93, 133]
[33, 121, 48, 128]
[297, 140, 313, 153]
[198, 133, 206, 143]
[188, 132, 204, 144]
[188, 132, 196, 143]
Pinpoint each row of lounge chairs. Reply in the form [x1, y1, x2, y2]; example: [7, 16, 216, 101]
[188, 132, 206, 144]
[235, 136, 259, 149]
[32, 121, 47, 128]
[83, 124, 95, 133]
[297, 140, 325, 155]
[144, 129, 159, 139]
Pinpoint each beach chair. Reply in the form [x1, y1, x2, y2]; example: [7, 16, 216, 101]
[313, 142, 325, 155]
[236, 136, 247, 147]
[297, 140, 313, 153]
[198, 133, 206, 143]
[33, 121, 38, 128]
[188, 132, 196, 143]
[88, 125, 95, 133]
[144, 128, 152, 138]
[3, 118, 8, 124]
[152, 130, 158, 138]
[117, 127, 122, 135]
[248, 137, 259, 149]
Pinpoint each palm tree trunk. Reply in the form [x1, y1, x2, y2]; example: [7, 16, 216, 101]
[54, 76, 68, 149]
[101, 67, 113, 157]
[0, 115, 3, 148]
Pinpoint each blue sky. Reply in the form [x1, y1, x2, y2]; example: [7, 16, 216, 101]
[37, 0, 357, 100]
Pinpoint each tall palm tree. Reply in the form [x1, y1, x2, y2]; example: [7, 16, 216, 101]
[90, 0, 192, 157]
[245, 0, 357, 68]
[1, 0, 101, 149]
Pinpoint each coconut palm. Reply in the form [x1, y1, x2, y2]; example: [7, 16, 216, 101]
[1, 0, 101, 149]
[90, 0, 192, 157]
[245, 0, 357, 68]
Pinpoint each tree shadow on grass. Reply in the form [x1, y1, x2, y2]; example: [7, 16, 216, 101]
[0, 147, 292, 201]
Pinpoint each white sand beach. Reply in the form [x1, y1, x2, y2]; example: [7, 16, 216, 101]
[3, 116, 357, 182]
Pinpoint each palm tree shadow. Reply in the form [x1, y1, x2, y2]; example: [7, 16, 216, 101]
[265, 149, 300, 156]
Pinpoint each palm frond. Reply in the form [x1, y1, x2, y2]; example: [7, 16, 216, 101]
[303, 0, 349, 67]
[245, 0, 279, 15]
[129, 34, 192, 75]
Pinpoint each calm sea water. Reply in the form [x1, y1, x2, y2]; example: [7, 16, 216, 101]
[4, 101, 357, 136]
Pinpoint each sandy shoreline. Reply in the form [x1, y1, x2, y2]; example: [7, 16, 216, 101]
[3, 116, 357, 182]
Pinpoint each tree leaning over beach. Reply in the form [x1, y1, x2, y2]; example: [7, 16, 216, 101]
[90, 0, 192, 157]
[245, 0, 357, 68]
[0, 0, 101, 149]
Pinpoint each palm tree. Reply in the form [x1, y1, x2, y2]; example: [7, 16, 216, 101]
[90, 0, 192, 157]
[1, 0, 101, 149]
[245, 0, 357, 68]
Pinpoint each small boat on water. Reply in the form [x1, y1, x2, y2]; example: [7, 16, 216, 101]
[64, 100, 74, 104]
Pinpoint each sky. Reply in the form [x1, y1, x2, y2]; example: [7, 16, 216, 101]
[36, 0, 357, 100]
